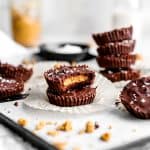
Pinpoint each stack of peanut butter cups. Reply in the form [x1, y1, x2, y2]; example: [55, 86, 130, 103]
[44, 65, 96, 107]
[92, 26, 140, 82]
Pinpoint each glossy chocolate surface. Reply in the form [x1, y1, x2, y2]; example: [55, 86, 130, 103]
[120, 77, 150, 119]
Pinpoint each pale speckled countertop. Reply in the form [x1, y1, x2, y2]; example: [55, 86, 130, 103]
[0, 58, 150, 150]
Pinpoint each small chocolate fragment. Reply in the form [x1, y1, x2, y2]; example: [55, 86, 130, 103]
[94, 122, 99, 129]
[0, 77, 24, 100]
[120, 77, 150, 119]
[100, 68, 140, 82]
[14, 102, 18, 107]
[93, 26, 133, 45]
[47, 86, 96, 107]
[96, 54, 136, 68]
[0, 62, 33, 82]
[97, 40, 135, 55]
[44, 65, 95, 94]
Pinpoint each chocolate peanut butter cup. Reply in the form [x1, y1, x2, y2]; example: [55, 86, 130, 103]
[47, 86, 96, 107]
[0, 63, 33, 82]
[93, 26, 133, 45]
[100, 68, 140, 82]
[97, 40, 135, 55]
[0, 77, 24, 100]
[96, 54, 136, 68]
[120, 77, 150, 119]
[44, 65, 95, 94]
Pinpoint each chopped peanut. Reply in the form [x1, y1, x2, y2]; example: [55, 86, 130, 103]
[53, 142, 67, 150]
[54, 63, 61, 69]
[85, 121, 95, 133]
[35, 121, 46, 131]
[73, 147, 81, 150]
[108, 125, 112, 130]
[46, 121, 53, 125]
[47, 130, 59, 136]
[136, 53, 143, 61]
[22, 58, 36, 65]
[57, 120, 72, 131]
[78, 129, 85, 135]
[17, 118, 27, 127]
[71, 61, 77, 66]
[100, 132, 111, 142]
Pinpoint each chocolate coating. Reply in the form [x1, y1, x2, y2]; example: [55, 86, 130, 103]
[120, 77, 150, 119]
[47, 86, 96, 107]
[0, 77, 24, 100]
[97, 40, 135, 55]
[100, 68, 140, 82]
[96, 54, 136, 68]
[0, 63, 33, 82]
[93, 26, 133, 45]
[44, 65, 95, 94]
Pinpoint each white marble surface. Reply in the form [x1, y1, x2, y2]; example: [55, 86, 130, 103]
[0, 59, 150, 150]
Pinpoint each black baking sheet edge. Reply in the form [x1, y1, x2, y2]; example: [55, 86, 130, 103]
[0, 113, 56, 150]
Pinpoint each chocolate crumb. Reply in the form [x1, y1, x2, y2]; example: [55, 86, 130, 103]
[14, 102, 18, 107]
[94, 122, 99, 129]
[28, 88, 31, 91]
[115, 101, 120, 106]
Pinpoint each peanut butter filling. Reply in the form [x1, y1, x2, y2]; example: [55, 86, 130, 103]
[63, 75, 88, 87]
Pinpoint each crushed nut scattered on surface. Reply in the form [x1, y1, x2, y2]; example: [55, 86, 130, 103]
[54, 63, 62, 69]
[53, 141, 67, 150]
[22, 58, 36, 65]
[108, 125, 112, 130]
[46, 121, 53, 125]
[17, 118, 27, 127]
[57, 120, 72, 131]
[71, 61, 77, 66]
[47, 130, 59, 136]
[78, 129, 85, 135]
[85, 121, 95, 133]
[73, 146, 81, 150]
[35, 121, 46, 130]
[100, 132, 111, 142]
[136, 53, 143, 61]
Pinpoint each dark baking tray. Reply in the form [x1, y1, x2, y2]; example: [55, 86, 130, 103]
[37, 42, 94, 62]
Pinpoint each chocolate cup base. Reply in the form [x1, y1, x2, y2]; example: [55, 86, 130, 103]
[47, 87, 96, 107]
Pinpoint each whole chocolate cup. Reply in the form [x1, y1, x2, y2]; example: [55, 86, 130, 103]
[0, 63, 33, 82]
[120, 77, 150, 119]
[97, 40, 135, 55]
[96, 54, 136, 68]
[92, 26, 133, 45]
[0, 77, 24, 100]
[100, 68, 140, 82]
[47, 87, 96, 107]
